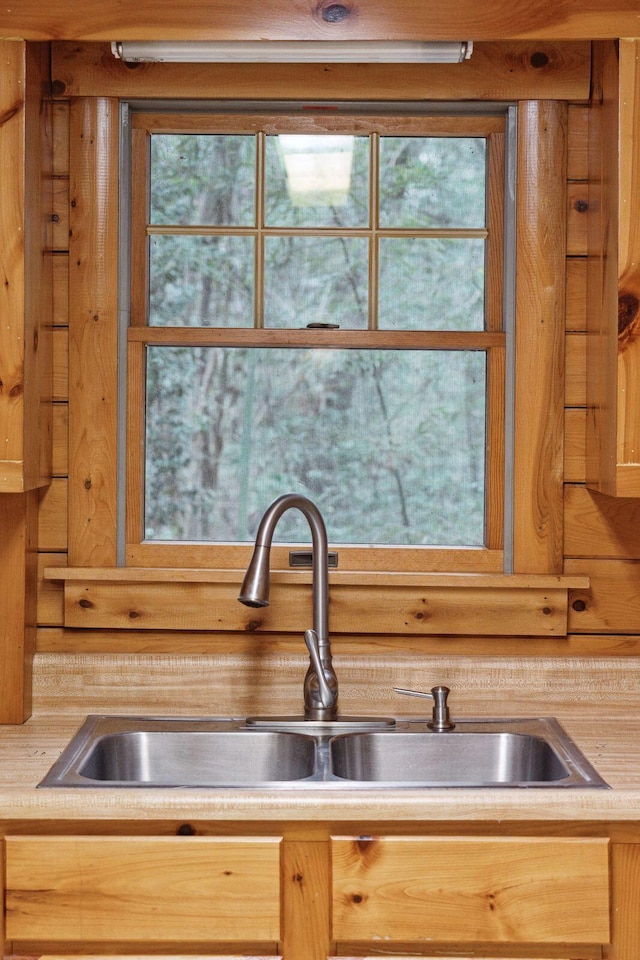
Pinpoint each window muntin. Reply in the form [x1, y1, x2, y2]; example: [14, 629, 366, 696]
[127, 111, 506, 569]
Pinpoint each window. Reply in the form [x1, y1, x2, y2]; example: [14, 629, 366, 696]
[125, 107, 507, 571]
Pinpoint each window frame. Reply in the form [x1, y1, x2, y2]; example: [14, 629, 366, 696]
[123, 107, 507, 572]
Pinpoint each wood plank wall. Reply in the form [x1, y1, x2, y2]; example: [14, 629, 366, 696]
[35, 94, 640, 664]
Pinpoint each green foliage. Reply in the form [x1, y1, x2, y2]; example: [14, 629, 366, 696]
[141, 131, 491, 547]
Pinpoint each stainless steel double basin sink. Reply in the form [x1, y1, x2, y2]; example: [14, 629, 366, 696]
[39, 715, 608, 789]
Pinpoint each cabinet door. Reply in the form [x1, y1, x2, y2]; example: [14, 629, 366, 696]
[5, 836, 281, 943]
[331, 836, 610, 944]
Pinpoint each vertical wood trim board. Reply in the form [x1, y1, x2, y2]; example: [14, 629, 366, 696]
[514, 100, 567, 574]
[68, 98, 119, 566]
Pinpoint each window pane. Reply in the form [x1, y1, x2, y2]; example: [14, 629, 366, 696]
[378, 238, 485, 331]
[150, 134, 256, 226]
[149, 235, 254, 326]
[379, 137, 486, 228]
[264, 236, 368, 328]
[145, 346, 486, 546]
[265, 134, 369, 227]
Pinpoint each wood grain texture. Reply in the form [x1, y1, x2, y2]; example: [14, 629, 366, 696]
[37, 478, 67, 552]
[566, 558, 640, 634]
[282, 841, 331, 960]
[565, 257, 587, 331]
[587, 40, 640, 496]
[68, 98, 119, 566]
[564, 408, 586, 482]
[51, 41, 591, 100]
[59, 579, 572, 636]
[5, 836, 281, 943]
[564, 483, 640, 559]
[513, 101, 567, 574]
[0, 41, 53, 493]
[565, 332, 586, 407]
[331, 836, 609, 943]
[0, 492, 38, 722]
[3, 3, 638, 41]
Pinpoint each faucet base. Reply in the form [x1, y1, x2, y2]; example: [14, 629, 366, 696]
[245, 715, 396, 730]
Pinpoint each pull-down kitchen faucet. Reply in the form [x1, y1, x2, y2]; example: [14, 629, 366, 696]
[238, 494, 339, 722]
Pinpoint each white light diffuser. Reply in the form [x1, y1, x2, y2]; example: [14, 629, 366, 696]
[112, 40, 473, 64]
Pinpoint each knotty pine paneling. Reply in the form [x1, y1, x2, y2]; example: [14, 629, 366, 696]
[38, 479, 68, 553]
[52, 254, 69, 325]
[34, 82, 640, 659]
[565, 485, 640, 560]
[52, 327, 68, 403]
[567, 181, 589, 256]
[567, 103, 589, 180]
[565, 332, 587, 407]
[566, 257, 587, 331]
[52, 403, 68, 477]
[564, 408, 586, 483]
[37, 554, 66, 627]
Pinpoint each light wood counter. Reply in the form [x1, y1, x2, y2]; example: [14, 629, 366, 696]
[1, 709, 640, 823]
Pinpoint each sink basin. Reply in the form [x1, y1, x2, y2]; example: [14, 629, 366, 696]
[38, 715, 608, 789]
[331, 730, 569, 784]
[40, 718, 316, 787]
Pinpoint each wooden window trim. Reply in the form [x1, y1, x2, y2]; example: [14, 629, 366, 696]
[124, 109, 505, 571]
[64, 93, 567, 630]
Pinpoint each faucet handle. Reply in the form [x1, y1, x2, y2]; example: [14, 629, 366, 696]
[394, 685, 455, 732]
[304, 630, 336, 710]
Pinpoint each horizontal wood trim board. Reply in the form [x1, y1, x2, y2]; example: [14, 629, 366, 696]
[331, 836, 610, 943]
[567, 558, 640, 633]
[45, 567, 588, 588]
[51, 42, 591, 99]
[59, 580, 572, 635]
[127, 328, 504, 349]
[565, 483, 640, 559]
[5, 836, 281, 942]
[34, 626, 640, 657]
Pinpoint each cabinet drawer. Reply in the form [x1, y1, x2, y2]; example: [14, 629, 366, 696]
[331, 836, 610, 944]
[5, 836, 281, 943]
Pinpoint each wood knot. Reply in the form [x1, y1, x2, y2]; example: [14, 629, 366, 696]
[618, 291, 640, 350]
[320, 2, 351, 21]
[530, 51, 550, 68]
[78, 598, 94, 609]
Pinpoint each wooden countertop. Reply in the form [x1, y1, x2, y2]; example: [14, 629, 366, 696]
[1, 710, 640, 822]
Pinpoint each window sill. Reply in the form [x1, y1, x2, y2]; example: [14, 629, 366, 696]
[44, 568, 589, 637]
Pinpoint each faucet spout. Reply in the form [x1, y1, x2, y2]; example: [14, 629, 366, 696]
[238, 494, 338, 721]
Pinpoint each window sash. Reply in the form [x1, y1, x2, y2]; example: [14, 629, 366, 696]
[125, 109, 506, 571]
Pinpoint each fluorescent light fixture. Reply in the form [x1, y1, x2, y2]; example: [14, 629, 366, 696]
[111, 40, 473, 64]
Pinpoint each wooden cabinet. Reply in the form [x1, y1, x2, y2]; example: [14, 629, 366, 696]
[331, 835, 610, 946]
[0, 827, 627, 960]
[5, 836, 281, 945]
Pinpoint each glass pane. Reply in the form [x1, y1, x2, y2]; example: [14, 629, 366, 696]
[150, 134, 255, 226]
[265, 134, 369, 227]
[145, 346, 486, 546]
[149, 235, 254, 327]
[379, 137, 486, 228]
[378, 238, 485, 331]
[264, 236, 368, 329]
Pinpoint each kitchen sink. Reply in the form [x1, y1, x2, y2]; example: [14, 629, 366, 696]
[331, 730, 569, 784]
[38, 715, 608, 789]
